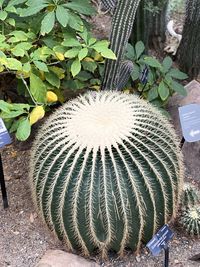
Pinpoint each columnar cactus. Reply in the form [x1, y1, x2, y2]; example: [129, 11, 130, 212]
[102, 0, 141, 90]
[180, 205, 200, 237]
[30, 91, 184, 257]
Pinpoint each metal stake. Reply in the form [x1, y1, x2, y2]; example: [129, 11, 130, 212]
[0, 153, 8, 209]
[164, 246, 169, 267]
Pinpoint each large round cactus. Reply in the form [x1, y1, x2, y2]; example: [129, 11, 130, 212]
[30, 91, 184, 257]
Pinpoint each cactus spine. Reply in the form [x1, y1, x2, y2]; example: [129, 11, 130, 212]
[102, 0, 141, 90]
[30, 91, 184, 257]
[180, 205, 200, 237]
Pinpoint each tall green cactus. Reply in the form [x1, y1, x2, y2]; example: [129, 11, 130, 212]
[130, 0, 169, 52]
[30, 91, 184, 257]
[102, 0, 141, 90]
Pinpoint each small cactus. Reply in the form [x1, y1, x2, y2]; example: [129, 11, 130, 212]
[180, 205, 200, 237]
[182, 183, 199, 208]
[30, 91, 184, 258]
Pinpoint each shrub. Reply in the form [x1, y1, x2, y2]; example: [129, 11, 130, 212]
[0, 0, 116, 140]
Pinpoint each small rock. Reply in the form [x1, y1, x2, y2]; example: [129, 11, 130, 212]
[36, 250, 100, 267]
[135, 256, 141, 263]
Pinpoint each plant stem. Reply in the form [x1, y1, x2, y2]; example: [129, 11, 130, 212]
[20, 75, 37, 105]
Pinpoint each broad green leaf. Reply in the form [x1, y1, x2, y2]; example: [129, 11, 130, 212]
[63, 79, 85, 90]
[162, 56, 173, 73]
[16, 118, 31, 141]
[135, 41, 145, 59]
[1, 110, 27, 118]
[130, 64, 140, 81]
[148, 86, 158, 101]
[64, 1, 95, 15]
[8, 30, 28, 42]
[62, 38, 81, 47]
[126, 43, 136, 60]
[91, 40, 109, 51]
[10, 117, 25, 133]
[100, 48, 116, 60]
[5, 5, 16, 13]
[0, 0, 4, 8]
[91, 40, 116, 59]
[6, 18, 15, 26]
[0, 10, 7, 20]
[171, 80, 187, 96]
[78, 48, 88, 61]
[30, 73, 47, 103]
[0, 100, 12, 113]
[11, 47, 25, 57]
[168, 69, 188, 80]
[19, 4, 47, 17]
[144, 57, 162, 69]
[71, 59, 81, 77]
[56, 5, 69, 27]
[82, 61, 97, 73]
[76, 71, 92, 81]
[15, 42, 32, 50]
[88, 38, 96, 46]
[68, 12, 83, 31]
[23, 62, 31, 72]
[0, 34, 6, 42]
[45, 71, 60, 88]
[158, 81, 170, 101]
[50, 66, 65, 79]
[6, 58, 22, 70]
[11, 103, 30, 110]
[41, 11, 55, 35]
[64, 47, 80, 58]
[34, 61, 49, 72]
[7, 0, 26, 7]
[53, 45, 66, 54]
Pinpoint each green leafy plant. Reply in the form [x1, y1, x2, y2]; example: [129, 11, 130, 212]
[0, 0, 116, 140]
[125, 41, 188, 108]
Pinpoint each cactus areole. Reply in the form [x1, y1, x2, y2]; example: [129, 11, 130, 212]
[30, 91, 184, 257]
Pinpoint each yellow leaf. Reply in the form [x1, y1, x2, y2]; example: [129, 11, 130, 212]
[0, 57, 7, 65]
[83, 57, 94, 62]
[55, 52, 65, 61]
[29, 106, 45, 126]
[90, 85, 100, 91]
[39, 71, 45, 81]
[0, 65, 4, 72]
[94, 52, 103, 62]
[16, 70, 30, 79]
[50, 66, 65, 79]
[46, 91, 58, 103]
[123, 89, 130, 94]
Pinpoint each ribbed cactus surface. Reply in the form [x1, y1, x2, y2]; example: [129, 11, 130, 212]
[30, 91, 184, 257]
